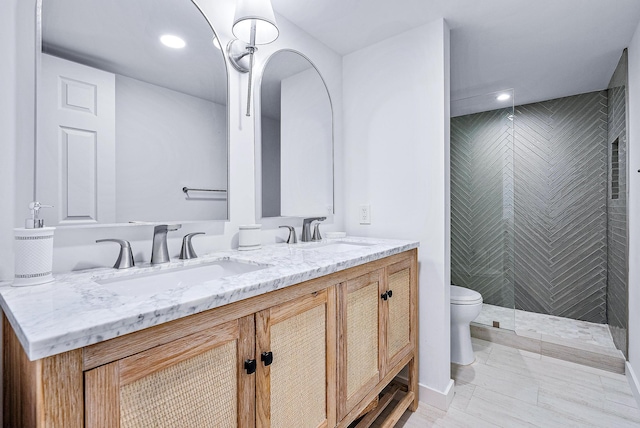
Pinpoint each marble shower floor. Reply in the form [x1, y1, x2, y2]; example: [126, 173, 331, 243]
[474, 303, 617, 350]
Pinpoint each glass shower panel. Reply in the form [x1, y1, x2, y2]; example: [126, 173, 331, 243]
[450, 89, 515, 330]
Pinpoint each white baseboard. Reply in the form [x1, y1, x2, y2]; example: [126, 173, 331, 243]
[419, 379, 454, 411]
[626, 361, 640, 408]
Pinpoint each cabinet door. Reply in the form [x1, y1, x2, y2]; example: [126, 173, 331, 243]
[337, 270, 383, 420]
[85, 316, 255, 428]
[256, 288, 337, 428]
[383, 257, 416, 374]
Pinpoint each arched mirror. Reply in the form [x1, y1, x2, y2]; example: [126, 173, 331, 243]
[36, 0, 229, 226]
[257, 50, 334, 219]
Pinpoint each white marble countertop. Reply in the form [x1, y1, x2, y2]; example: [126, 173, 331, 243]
[0, 237, 418, 361]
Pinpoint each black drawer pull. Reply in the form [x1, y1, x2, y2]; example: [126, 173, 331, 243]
[244, 359, 256, 374]
[387, 290, 393, 298]
[381, 292, 388, 301]
[261, 351, 273, 366]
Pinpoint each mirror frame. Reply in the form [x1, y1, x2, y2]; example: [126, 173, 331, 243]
[254, 48, 335, 220]
[33, 0, 231, 227]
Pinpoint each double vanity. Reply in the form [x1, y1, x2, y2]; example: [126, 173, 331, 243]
[1, 237, 419, 427]
[7, 1, 419, 426]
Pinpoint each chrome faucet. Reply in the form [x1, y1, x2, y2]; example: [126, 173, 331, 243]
[151, 224, 181, 264]
[301, 217, 326, 242]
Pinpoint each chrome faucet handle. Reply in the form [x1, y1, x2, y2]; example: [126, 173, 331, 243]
[301, 217, 327, 242]
[279, 226, 297, 244]
[96, 239, 135, 269]
[312, 223, 323, 241]
[179, 232, 205, 260]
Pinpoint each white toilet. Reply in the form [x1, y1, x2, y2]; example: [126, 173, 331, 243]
[450, 285, 483, 365]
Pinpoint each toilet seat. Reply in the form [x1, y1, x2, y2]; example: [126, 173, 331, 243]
[450, 285, 482, 305]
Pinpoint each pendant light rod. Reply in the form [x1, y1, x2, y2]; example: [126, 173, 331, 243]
[246, 22, 257, 117]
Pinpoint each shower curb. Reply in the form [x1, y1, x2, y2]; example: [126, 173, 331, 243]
[470, 323, 626, 374]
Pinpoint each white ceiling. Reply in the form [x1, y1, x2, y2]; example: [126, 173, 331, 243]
[42, 0, 227, 105]
[271, 0, 640, 113]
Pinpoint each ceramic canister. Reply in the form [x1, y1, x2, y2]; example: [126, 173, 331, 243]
[238, 224, 262, 251]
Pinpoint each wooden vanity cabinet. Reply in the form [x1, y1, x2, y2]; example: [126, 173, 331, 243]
[337, 253, 418, 426]
[3, 249, 418, 428]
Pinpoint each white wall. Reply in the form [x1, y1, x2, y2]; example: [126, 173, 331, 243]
[342, 19, 453, 409]
[2, 0, 344, 274]
[115, 74, 227, 222]
[627, 19, 640, 402]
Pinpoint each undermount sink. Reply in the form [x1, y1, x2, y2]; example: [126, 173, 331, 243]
[301, 241, 375, 253]
[95, 260, 266, 296]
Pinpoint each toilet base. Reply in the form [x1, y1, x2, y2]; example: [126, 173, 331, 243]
[451, 322, 475, 365]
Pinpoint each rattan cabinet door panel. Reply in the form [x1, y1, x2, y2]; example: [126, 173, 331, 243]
[385, 259, 413, 369]
[381, 257, 417, 378]
[337, 270, 383, 420]
[256, 288, 336, 428]
[84, 317, 255, 428]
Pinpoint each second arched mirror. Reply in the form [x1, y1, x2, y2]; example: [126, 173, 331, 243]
[257, 50, 334, 219]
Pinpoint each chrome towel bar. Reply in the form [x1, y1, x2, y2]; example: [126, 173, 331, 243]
[182, 187, 227, 194]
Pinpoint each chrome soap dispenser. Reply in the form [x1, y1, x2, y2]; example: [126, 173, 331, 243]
[13, 202, 56, 286]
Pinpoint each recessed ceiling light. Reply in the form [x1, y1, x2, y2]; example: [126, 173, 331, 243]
[212, 37, 221, 50]
[160, 34, 186, 49]
[496, 93, 511, 101]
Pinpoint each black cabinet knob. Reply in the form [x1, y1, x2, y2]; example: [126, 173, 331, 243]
[261, 351, 273, 366]
[244, 359, 256, 374]
[387, 290, 393, 298]
[381, 292, 388, 301]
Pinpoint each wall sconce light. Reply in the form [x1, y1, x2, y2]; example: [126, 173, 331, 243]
[227, 0, 279, 116]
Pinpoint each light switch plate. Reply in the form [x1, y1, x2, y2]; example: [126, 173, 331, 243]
[359, 204, 371, 224]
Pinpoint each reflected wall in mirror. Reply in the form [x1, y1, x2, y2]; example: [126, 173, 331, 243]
[258, 50, 333, 218]
[37, 0, 228, 226]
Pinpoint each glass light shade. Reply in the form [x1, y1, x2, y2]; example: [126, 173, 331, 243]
[232, 0, 279, 45]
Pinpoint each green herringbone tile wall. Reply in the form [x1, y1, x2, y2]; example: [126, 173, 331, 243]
[452, 91, 609, 324]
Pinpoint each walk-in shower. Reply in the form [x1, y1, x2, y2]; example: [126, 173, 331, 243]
[450, 51, 629, 361]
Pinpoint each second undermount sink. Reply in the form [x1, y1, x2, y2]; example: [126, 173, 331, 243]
[95, 260, 266, 296]
[301, 241, 375, 253]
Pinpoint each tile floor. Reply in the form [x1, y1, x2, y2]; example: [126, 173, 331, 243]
[475, 303, 617, 350]
[374, 338, 640, 427]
